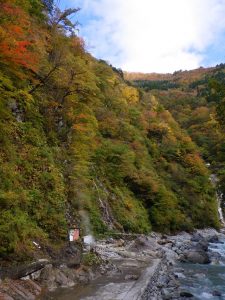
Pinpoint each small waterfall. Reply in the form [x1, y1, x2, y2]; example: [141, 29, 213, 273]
[210, 174, 225, 226]
[93, 179, 115, 229]
[217, 191, 225, 226]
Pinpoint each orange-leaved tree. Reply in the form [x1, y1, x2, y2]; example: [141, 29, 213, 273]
[0, 0, 40, 72]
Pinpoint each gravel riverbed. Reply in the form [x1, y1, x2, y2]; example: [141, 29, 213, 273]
[1, 228, 225, 300]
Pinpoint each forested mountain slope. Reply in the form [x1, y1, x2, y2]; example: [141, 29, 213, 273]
[0, 0, 220, 262]
[126, 66, 225, 219]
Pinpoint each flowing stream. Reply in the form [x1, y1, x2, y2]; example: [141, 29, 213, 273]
[177, 173, 225, 299]
[177, 239, 225, 299]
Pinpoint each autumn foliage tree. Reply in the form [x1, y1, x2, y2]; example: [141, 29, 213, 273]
[0, 0, 42, 73]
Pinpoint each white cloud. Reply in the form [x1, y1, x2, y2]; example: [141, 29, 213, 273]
[71, 0, 225, 72]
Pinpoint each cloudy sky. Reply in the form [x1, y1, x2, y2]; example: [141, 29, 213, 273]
[60, 0, 225, 73]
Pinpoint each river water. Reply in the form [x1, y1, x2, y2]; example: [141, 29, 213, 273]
[177, 173, 225, 298]
[177, 237, 225, 300]
[177, 173, 225, 299]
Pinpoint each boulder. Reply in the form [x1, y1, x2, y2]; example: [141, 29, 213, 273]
[0, 260, 49, 280]
[181, 250, 210, 264]
[191, 232, 203, 242]
[0, 292, 14, 300]
[196, 240, 208, 251]
[212, 290, 222, 297]
[162, 287, 179, 300]
[116, 239, 125, 247]
[125, 274, 139, 280]
[180, 291, 194, 298]
[38, 264, 57, 291]
[128, 236, 158, 252]
[106, 238, 114, 244]
[0, 279, 42, 300]
[55, 270, 75, 288]
[157, 239, 174, 246]
[207, 235, 219, 243]
[38, 264, 76, 291]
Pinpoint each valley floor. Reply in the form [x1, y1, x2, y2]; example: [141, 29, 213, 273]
[1, 228, 225, 300]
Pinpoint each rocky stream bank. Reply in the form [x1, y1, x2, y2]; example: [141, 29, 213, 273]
[0, 229, 225, 300]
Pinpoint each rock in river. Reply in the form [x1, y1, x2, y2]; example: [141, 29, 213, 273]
[180, 249, 210, 264]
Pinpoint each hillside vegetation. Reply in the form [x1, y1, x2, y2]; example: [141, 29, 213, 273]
[126, 66, 225, 218]
[0, 0, 220, 261]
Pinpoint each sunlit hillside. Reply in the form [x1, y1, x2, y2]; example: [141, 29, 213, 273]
[0, 0, 222, 262]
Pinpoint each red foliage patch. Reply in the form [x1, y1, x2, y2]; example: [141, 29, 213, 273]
[0, 1, 39, 71]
